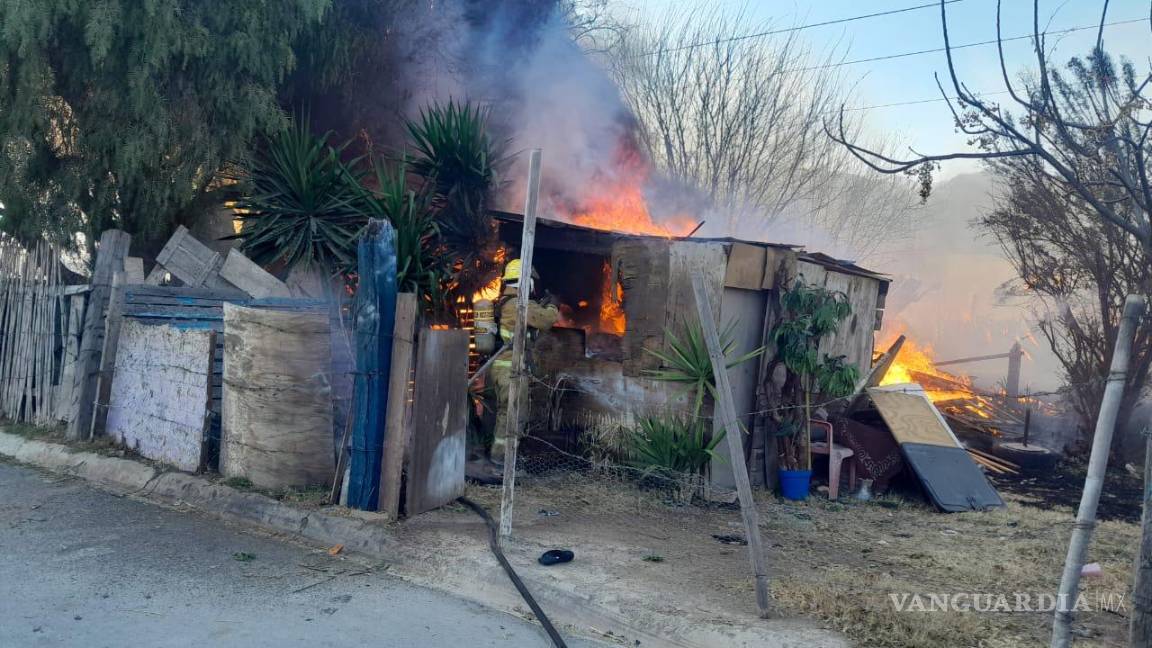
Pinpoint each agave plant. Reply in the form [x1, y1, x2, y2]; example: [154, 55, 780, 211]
[232, 119, 366, 272]
[644, 318, 764, 419]
[406, 100, 509, 297]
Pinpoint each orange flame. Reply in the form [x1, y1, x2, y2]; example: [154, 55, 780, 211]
[877, 335, 998, 421]
[555, 138, 696, 237]
[568, 182, 696, 237]
[878, 338, 968, 389]
[599, 260, 625, 335]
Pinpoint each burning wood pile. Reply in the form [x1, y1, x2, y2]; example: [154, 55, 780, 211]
[876, 338, 1023, 440]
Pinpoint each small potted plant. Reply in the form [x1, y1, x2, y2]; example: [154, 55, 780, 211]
[771, 279, 859, 500]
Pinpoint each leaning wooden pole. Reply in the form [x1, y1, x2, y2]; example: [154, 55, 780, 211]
[498, 148, 542, 541]
[68, 230, 130, 440]
[1051, 294, 1146, 648]
[691, 273, 771, 619]
[89, 270, 125, 439]
[1132, 422, 1152, 646]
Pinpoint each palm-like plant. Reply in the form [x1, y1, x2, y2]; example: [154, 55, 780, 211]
[232, 120, 366, 272]
[644, 319, 764, 419]
[628, 415, 724, 479]
[406, 100, 509, 297]
[355, 157, 450, 311]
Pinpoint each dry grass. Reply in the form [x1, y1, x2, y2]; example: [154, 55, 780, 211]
[483, 476, 1139, 648]
[764, 495, 1136, 647]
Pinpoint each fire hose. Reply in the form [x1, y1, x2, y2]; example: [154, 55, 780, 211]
[457, 497, 569, 648]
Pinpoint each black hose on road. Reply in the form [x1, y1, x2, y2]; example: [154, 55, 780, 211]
[457, 496, 569, 648]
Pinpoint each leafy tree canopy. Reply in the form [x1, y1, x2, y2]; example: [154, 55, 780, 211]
[0, 0, 329, 253]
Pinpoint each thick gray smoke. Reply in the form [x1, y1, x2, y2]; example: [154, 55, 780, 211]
[395, 1, 695, 227]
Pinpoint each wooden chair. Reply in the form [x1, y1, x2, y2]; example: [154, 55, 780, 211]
[809, 419, 857, 500]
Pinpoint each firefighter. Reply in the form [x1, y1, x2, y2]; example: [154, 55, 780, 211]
[488, 256, 558, 469]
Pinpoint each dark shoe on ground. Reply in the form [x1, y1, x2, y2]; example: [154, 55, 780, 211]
[538, 549, 574, 566]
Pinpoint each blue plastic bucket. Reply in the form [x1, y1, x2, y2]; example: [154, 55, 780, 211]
[779, 469, 812, 501]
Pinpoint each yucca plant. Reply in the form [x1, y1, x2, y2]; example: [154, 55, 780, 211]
[628, 415, 725, 503]
[232, 119, 366, 273]
[772, 279, 859, 471]
[644, 318, 764, 419]
[628, 415, 724, 477]
[406, 100, 509, 297]
[354, 157, 450, 312]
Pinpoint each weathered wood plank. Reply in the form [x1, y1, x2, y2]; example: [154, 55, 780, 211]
[55, 293, 86, 422]
[723, 243, 766, 290]
[666, 241, 726, 358]
[406, 329, 469, 518]
[379, 293, 418, 519]
[144, 264, 166, 286]
[346, 222, 398, 510]
[125, 285, 248, 301]
[106, 320, 213, 472]
[218, 248, 291, 299]
[121, 304, 225, 320]
[68, 229, 130, 440]
[220, 303, 335, 489]
[155, 225, 235, 290]
[123, 257, 146, 284]
[90, 271, 126, 438]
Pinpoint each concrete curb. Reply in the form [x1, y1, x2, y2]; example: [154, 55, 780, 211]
[0, 431, 847, 648]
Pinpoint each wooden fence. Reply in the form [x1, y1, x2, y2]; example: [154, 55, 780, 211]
[0, 237, 88, 426]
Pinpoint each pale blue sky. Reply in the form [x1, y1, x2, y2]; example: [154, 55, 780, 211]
[618, 0, 1150, 177]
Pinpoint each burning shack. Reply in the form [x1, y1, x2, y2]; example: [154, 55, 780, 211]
[490, 211, 890, 487]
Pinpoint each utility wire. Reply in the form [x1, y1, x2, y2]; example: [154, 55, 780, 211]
[786, 17, 1147, 74]
[822, 17, 1145, 114]
[636, 0, 967, 57]
[833, 90, 1012, 114]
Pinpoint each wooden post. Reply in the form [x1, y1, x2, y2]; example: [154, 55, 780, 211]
[1132, 423, 1152, 646]
[378, 293, 418, 520]
[1022, 406, 1032, 447]
[498, 148, 542, 540]
[1051, 294, 1146, 647]
[55, 293, 86, 422]
[68, 229, 130, 440]
[89, 271, 125, 439]
[1006, 341, 1023, 401]
[691, 273, 772, 619]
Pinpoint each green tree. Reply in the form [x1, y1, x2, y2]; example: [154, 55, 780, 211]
[0, 0, 329, 254]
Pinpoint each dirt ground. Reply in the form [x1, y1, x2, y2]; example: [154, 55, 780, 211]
[462, 466, 1140, 648]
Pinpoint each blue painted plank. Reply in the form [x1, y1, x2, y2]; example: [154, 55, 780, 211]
[346, 220, 398, 511]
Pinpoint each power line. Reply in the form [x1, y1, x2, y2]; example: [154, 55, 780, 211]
[635, 0, 967, 57]
[835, 90, 1012, 114]
[824, 17, 1146, 113]
[788, 17, 1148, 74]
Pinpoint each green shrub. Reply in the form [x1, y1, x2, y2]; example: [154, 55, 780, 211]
[627, 415, 724, 478]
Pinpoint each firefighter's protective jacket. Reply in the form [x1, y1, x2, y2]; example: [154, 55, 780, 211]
[498, 291, 558, 343]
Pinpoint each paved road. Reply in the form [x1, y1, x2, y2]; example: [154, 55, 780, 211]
[0, 461, 604, 647]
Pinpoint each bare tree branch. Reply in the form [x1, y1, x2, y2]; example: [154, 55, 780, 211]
[826, 0, 1152, 255]
[608, 4, 921, 259]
